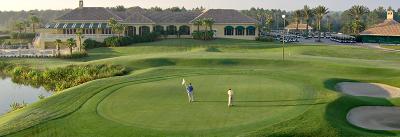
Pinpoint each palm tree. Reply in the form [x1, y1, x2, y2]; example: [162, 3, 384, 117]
[66, 38, 76, 55]
[292, 10, 303, 34]
[265, 14, 273, 32]
[314, 5, 329, 42]
[55, 39, 62, 56]
[15, 21, 24, 34]
[348, 5, 370, 35]
[23, 21, 30, 33]
[202, 19, 208, 40]
[201, 18, 215, 40]
[108, 18, 124, 37]
[303, 5, 313, 37]
[76, 29, 84, 52]
[207, 18, 215, 39]
[30, 15, 40, 33]
[193, 19, 202, 32]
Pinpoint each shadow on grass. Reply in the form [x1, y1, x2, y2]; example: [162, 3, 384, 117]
[194, 98, 328, 107]
[196, 98, 324, 103]
[323, 78, 362, 91]
[323, 78, 397, 136]
[77, 47, 121, 61]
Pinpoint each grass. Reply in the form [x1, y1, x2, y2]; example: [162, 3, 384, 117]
[381, 45, 400, 50]
[1, 39, 400, 136]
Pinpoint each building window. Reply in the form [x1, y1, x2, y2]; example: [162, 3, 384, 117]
[224, 26, 234, 36]
[235, 26, 245, 35]
[246, 26, 256, 36]
[139, 26, 150, 36]
[166, 25, 177, 35]
[179, 25, 190, 35]
[154, 25, 164, 34]
[102, 28, 112, 34]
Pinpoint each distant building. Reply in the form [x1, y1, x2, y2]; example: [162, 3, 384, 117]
[360, 10, 400, 44]
[35, 0, 259, 48]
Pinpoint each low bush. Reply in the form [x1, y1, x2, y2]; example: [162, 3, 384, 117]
[192, 31, 214, 40]
[9, 101, 28, 112]
[0, 62, 128, 92]
[104, 32, 160, 47]
[59, 51, 88, 59]
[83, 39, 105, 49]
[10, 32, 36, 39]
[0, 35, 10, 40]
[256, 36, 275, 42]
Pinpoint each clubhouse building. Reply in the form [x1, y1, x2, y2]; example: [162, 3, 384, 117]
[36, 0, 259, 48]
[360, 10, 400, 44]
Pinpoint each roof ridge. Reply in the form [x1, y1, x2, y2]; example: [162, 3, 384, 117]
[189, 9, 209, 23]
[237, 10, 260, 24]
[104, 8, 124, 21]
[127, 12, 155, 23]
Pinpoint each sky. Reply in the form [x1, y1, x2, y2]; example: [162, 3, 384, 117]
[1, 0, 400, 11]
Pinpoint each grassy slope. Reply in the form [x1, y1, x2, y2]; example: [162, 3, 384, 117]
[1, 39, 400, 136]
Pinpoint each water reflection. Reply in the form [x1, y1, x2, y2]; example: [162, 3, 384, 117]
[0, 74, 51, 115]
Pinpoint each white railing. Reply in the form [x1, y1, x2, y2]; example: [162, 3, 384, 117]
[41, 34, 115, 41]
[0, 49, 56, 58]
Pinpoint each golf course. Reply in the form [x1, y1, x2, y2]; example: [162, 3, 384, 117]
[1, 39, 400, 136]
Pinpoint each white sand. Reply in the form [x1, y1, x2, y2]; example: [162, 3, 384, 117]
[336, 82, 400, 98]
[347, 106, 400, 130]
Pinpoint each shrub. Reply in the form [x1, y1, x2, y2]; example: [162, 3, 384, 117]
[83, 39, 105, 49]
[59, 51, 88, 59]
[104, 32, 160, 47]
[256, 36, 275, 42]
[192, 31, 214, 40]
[38, 94, 46, 100]
[9, 101, 27, 112]
[0, 35, 10, 40]
[10, 32, 36, 39]
[0, 63, 128, 92]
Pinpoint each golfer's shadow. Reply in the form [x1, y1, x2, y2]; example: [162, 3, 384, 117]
[195, 98, 328, 107]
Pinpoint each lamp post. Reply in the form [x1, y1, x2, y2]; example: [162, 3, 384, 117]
[282, 15, 286, 61]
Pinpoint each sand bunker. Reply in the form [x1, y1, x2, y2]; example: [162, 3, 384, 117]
[347, 106, 400, 130]
[336, 82, 400, 98]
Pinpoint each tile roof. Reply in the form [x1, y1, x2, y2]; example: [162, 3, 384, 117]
[55, 7, 122, 21]
[191, 9, 259, 24]
[54, 7, 258, 25]
[124, 13, 155, 24]
[143, 11, 202, 23]
[360, 20, 400, 36]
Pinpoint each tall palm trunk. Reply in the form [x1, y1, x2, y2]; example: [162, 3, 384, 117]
[56, 44, 60, 56]
[204, 25, 208, 40]
[305, 19, 309, 37]
[318, 21, 321, 41]
[32, 23, 35, 33]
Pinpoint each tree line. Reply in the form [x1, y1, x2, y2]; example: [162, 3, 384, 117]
[0, 5, 399, 36]
[242, 6, 400, 35]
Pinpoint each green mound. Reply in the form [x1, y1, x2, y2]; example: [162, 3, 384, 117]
[98, 75, 314, 131]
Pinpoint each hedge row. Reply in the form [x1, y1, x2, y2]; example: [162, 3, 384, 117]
[83, 32, 160, 49]
[0, 61, 127, 92]
[10, 33, 36, 39]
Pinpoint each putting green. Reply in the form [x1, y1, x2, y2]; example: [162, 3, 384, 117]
[98, 75, 315, 131]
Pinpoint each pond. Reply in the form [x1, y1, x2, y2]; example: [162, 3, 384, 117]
[0, 75, 51, 115]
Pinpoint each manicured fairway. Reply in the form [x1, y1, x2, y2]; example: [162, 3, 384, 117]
[1, 39, 400, 137]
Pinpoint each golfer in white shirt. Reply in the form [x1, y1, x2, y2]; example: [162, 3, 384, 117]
[228, 89, 234, 107]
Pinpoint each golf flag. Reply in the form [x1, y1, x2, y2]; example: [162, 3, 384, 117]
[182, 78, 186, 86]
